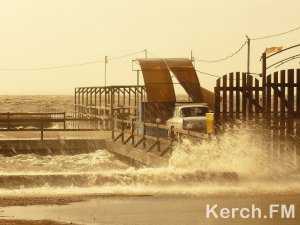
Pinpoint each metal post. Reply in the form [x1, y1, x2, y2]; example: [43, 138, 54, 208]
[104, 56, 108, 87]
[246, 35, 251, 76]
[190, 50, 195, 67]
[110, 87, 114, 130]
[74, 89, 77, 118]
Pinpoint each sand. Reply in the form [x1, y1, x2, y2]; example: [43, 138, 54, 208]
[0, 219, 77, 225]
[0, 195, 91, 207]
[0, 196, 88, 225]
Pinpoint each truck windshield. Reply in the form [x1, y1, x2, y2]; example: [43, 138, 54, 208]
[181, 107, 208, 117]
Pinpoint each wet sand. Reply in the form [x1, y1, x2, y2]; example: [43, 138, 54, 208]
[0, 219, 77, 225]
[0, 194, 299, 225]
[0, 195, 92, 207]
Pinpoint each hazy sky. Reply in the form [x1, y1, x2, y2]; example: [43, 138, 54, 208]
[0, 0, 299, 94]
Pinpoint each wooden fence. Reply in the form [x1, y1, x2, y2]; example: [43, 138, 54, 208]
[214, 72, 263, 123]
[214, 69, 300, 167]
[214, 69, 300, 132]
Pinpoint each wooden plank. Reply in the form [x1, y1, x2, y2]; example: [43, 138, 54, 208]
[273, 72, 279, 118]
[222, 75, 228, 121]
[273, 72, 279, 131]
[297, 69, 300, 114]
[280, 70, 286, 136]
[297, 69, 300, 137]
[236, 72, 240, 120]
[229, 73, 234, 120]
[262, 53, 267, 119]
[214, 79, 221, 125]
[266, 75, 272, 127]
[254, 79, 260, 121]
[280, 70, 286, 118]
[242, 73, 247, 120]
[247, 75, 253, 120]
[287, 69, 294, 134]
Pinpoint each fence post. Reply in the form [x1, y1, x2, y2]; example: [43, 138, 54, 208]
[143, 122, 146, 148]
[111, 112, 115, 140]
[156, 121, 160, 152]
[131, 118, 135, 145]
[7, 112, 10, 130]
[63, 112, 66, 130]
[41, 121, 44, 141]
[214, 78, 220, 132]
[121, 119, 124, 143]
[262, 52, 267, 119]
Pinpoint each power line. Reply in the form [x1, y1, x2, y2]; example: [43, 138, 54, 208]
[195, 69, 220, 78]
[0, 49, 146, 71]
[108, 49, 146, 61]
[196, 40, 247, 63]
[251, 25, 300, 41]
[0, 59, 105, 71]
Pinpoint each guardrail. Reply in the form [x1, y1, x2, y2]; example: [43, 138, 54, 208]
[0, 112, 102, 140]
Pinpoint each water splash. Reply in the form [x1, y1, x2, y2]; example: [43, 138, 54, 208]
[0, 127, 298, 196]
[169, 128, 298, 178]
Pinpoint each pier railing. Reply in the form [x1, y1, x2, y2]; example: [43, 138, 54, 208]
[0, 112, 103, 140]
[74, 85, 146, 129]
[111, 118, 206, 156]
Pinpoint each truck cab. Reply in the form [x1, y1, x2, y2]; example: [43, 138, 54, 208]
[166, 103, 209, 131]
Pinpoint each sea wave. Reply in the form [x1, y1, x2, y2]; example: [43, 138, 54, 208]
[0, 127, 298, 196]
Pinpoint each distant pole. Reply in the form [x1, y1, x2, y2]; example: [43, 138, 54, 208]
[190, 50, 195, 66]
[104, 56, 108, 87]
[144, 49, 148, 58]
[246, 35, 251, 75]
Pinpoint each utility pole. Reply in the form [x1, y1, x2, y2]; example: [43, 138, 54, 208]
[144, 49, 148, 58]
[246, 35, 251, 76]
[104, 56, 108, 86]
[190, 50, 195, 66]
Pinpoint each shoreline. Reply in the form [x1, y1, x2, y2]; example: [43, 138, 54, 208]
[0, 192, 299, 207]
[0, 219, 79, 225]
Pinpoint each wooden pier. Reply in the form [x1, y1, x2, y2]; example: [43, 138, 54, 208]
[74, 85, 145, 129]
